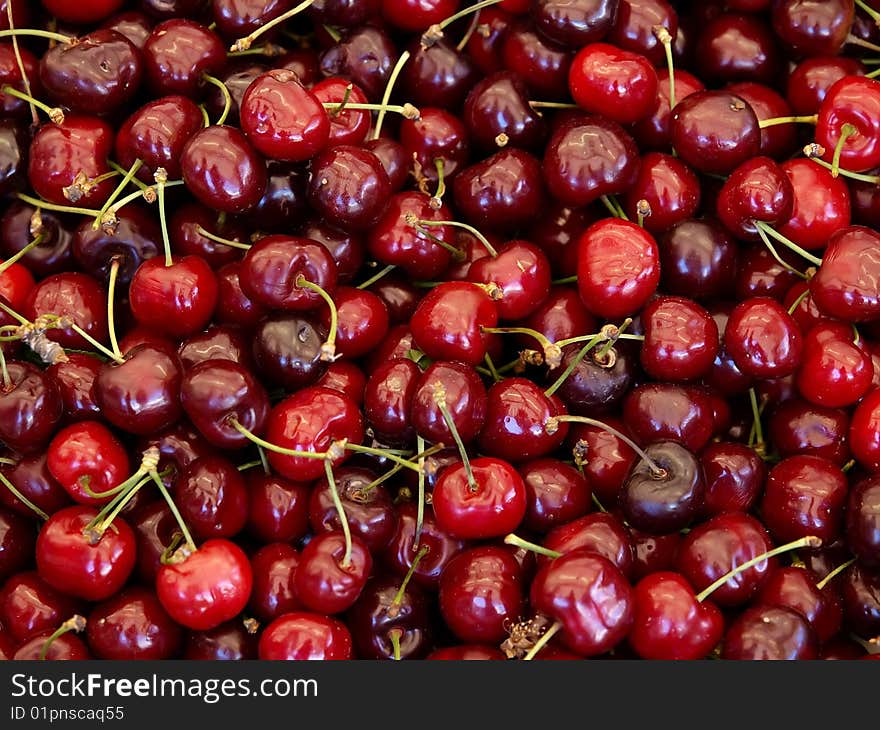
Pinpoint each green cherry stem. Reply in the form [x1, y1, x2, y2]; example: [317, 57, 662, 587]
[504, 533, 562, 559]
[522, 621, 563, 661]
[153, 168, 174, 267]
[855, 0, 880, 23]
[652, 25, 676, 110]
[202, 74, 232, 126]
[229, 0, 316, 52]
[320, 100, 420, 119]
[816, 558, 857, 591]
[786, 287, 810, 316]
[106, 257, 123, 361]
[193, 225, 252, 250]
[388, 544, 429, 617]
[0, 85, 64, 123]
[388, 628, 403, 660]
[323, 456, 352, 569]
[753, 220, 823, 267]
[16, 192, 102, 218]
[4, 3, 36, 126]
[342, 442, 423, 473]
[0, 469, 49, 521]
[372, 50, 411, 141]
[295, 275, 338, 361]
[39, 615, 86, 660]
[433, 381, 478, 491]
[805, 146, 880, 182]
[757, 113, 817, 129]
[356, 263, 396, 290]
[830, 123, 858, 178]
[149, 469, 198, 554]
[748, 388, 766, 457]
[406, 215, 497, 257]
[414, 435, 427, 550]
[695, 536, 822, 603]
[92, 158, 143, 230]
[227, 418, 330, 461]
[543, 331, 606, 398]
[0, 234, 43, 275]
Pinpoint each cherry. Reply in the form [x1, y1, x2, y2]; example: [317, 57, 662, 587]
[312, 78, 371, 147]
[247, 543, 301, 623]
[180, 359, 269, 449]
[24, 271, 108, 351]
[607, 0, 677, 66]
[576, 218, 660, 320]
[796, 321, 873, 408]
[180, 125, 267, 214]
[43, 0, 125, 24]
[628, 571, 724, 660]
[721, 604, 818, 660]
[716, 156, 794, 241]
[363, 357, 420, 446]
[115, 95, 204, 182]
[299, 218, 365, 284]
[622, 382, 715, 453]
[39, 30, 142, 117]
[0, 571, 82, 644]
[400, 106, 470, 185]
[521, 286, 597, 348]
[540, 511, 635, 579]
[845, 474, 880, 569]
[184, 620, 258, 660]
[786, 56, 865, 117]
[142, 19, 226, 97]
[695, 12, 781, 85]
[0, 361, 62, 456]
[214, 261, 266, 328]
[771, 0, 855, 57]
[569, 42, 658, 125]
[724, 296, 803, 379]
[46, 420, 130, 506]
[639, 295, 719, 382]
[622, 152, 701, 234]
[411, 360, 486, 446]
[565, 417, 637, 506]
[178, 325, 253, 371]
[94, 343, 184, 436]
[520, 458, 591, 534]
[464, 6, 513, 75]
[669, 90, 761, 175]
[811, 226, 880, 322]
[156, 538, 252, 631]
[432, 456, 526, 540]
[318, 25, 397, 101]
[463, 71, 546, 153]
[699, 441, 766, 516]
[0, 504, 33, 581]
[500, 20, 572, 99]
[632, 68, 705, 152]
[258, 611, 352, 660]
[316, 360, 366, 405]
[727, 81, 799, 161]
[346, 573, 432, 660]
[768, 398, 851, 466]
[530, 548, 634, 657]
[439, 545, 524, 645]
[13, 620, 91, 660]
[252, 313, 328, 390]
[263, 385, 364, 482]
[246, 472, 311, 545]
[293, 530, 371, 615]
[467, 239, 551, 321]
[543, 114, 640, 209]
[0, 43, 43, 120]
[676, 511, 776, 607]
[0, 453, 70, 520]
[175, 456, 248, 541]
[86, 586, 182, 660]
[756, 565, 843, 644]
[841, 563, 880, 639]
[35, 505, 136, 602]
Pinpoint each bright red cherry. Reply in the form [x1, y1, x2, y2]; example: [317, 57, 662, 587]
[258, 611, 352, 660]
[815, 76, 880, 173]
[639, 296, 719, 382]
[723, 296, 803, 379]
[811, 226, 880, 322]
[795, 321, 873, 408]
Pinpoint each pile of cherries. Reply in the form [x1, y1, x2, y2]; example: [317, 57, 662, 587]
[1, 0, 880, 661]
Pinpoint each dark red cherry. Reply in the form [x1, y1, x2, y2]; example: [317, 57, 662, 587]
[439, 545, 525, 644]
[0, 506, 33, 582]
[464, 5, 512, 75]
[212, 0, 291, 40]
[543, 114, 639, 209]
[628, 571, 724, 660]
[0, 361, 62, 456]
[240, 69, 330, 162]
[623, 382, 715, 453]
[432, 457, 527, 540]
[533, 0, 617, 48]
[156, 538, 252, 631]
[363, 137, 409, 192]
[756, 565, 843, 644]
[727, 81, 799, 161]
[39, 30, 142, 117]
[669, 90, 761, 175]
[607, 0, 678, 66]
[521, 458, 591, 534]
[639, 296, 719, 382]
[14, 626, 90, 660]
[316, 361, 366, 405]
[0, 453, 70, 519]
[542, 512, 635, 579]
[565, 418, 637, 506]
[178, 324, 253, 371]
[796, 321, 873, 408]
[453, 147, 546, 234]
[258, 611, 352, 660]
[181, 125, 267, 214]
[299, 218, 365, 285]
[72, 206, 161, 285]
[622, 152, 701, 235]
[36, 505, 136, 602]
[184, 620, 258, 660]
[1, 203, 75, 279]
[768, 398, 850, 466]
[116, 95, 204, 182]
[363, 358, 420, 446]
[248, 543, 301, 623]
[659, 219, 737, 302]
[721, 604, 818, 660]
[293, 531, 372, 615]
[577, 218, 660, 320]
[43, 0, 124, 24]
[175, 456, 248, 541]
[467, 240, 551, 321]
[0, 571, 82, 644]
[318, 25, 397, 101]
[776, 158, 851, 253]
[252, 313, 328, 390]
[845, 475, 880, 569]
[500, 20, 572, 99]
[811, 226, 880, 322]
[400, 106, 470, 185]
[100, 10, 154, 49]
[399, 36, 480, 110]
[695, 12, 781, 85]
[246, 472, 311, 545]
[716, 156, 794, 241]
[214, 261, 266, 328]
[86, 586, 182, 660]
[786, 56, 865, 116]
[700, 441, 766, 516]
[676, 511, 775, 607]
[463, 71, 546, 153]
[771, 0, 855, 57]
[530, 548, 634, 657]
[142, 19, 226, 97]
[632, 68, 705, 152]
[0, 43, 41, 119]
[410, 360, 487, 446]
[841, 563, 880, 639]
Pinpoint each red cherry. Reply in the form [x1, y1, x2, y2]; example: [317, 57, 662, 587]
[723, 296, 803, 379]
[155, 538, 252, 631]
[795, 321, 873, 408]
[293, 531, 372, 615]
[639, 295, 719, 382]
[815, 76, 880, 173]
[258, 611, 352, 660]
[811, 226, 880, 322]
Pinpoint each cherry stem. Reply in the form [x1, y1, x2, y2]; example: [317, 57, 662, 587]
[153, 169, 173, 267]
[414, 435, 427, 551]
[754, 223, 808, 280]
[483, 351, 501, 383]
[855, 0, 880, 23]
[5, 3, 36, 126]
[106, 257, 122, 361]
[295, 275, 338, 361]
[753, 220, 823, 267]
[433, 381, 478, 492]
[229, 0, 316, 52]
[482, 326, 559, 368]
[597, 318, 632, 359]
[403, 220, 464, 260]
[15, 192, 102, 218]
[600, 195, 629, 220]
[227, 418, 330, 461]
[201, 74, 232, 127]
[547, 415, 668, 478]
[107, 179, 185, 217]
[39, 615, 86, 661]
[329, 84, 353, 116]
[846, 33, 880, 53]
[372, 50, 411, 141]
[83, 450, 162, 532]
[503, 533, 562, 559]
[522, 621, 563, 661]
[543, 331, 605, 398]
[816, 558, 857, 591]
[149, 469, 197, 554]
[67, 322, 124, 364]
[830, 123, 858, 178]
[456, 8, 482, 51]
[636, 199, 652, 229]
[92, 159, 144, 231]
[356, 263, 395, 290]
[748, 388, 766, 457]
[757, 114, 817, 129]
[0, 469, 49, 520]
[388, 628, 403, 661]
[528, 100, 579, 110]
[0, 299, 27, 326]
[0, 343, 10, 390]
[431, 159, 446, 208]
[321, 100, 419, 119]
[93, 473, 152, 537]
[0, 234, 43, 275]
[228, 43, 286, 58]
[323, 457, 352, 569]
[1, 84, 64, 123]
[258, 445, 270, 475]
[343, 442, 423, 473]
[653, 25, 676, 110]
[695, 536, 822, 603]
[551, 274, 578, 285]
[361, 442, 443, 495]
[436, 0, 504, 33]
[0, 28, 73, 44]
[194, 225, 251, 250]
[107, 162, 148, 193]
[867, 67, 880, 80]
[408, 216, 497, 257]
[389, 544, 429, 616]
[786, 287, 810, 316]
